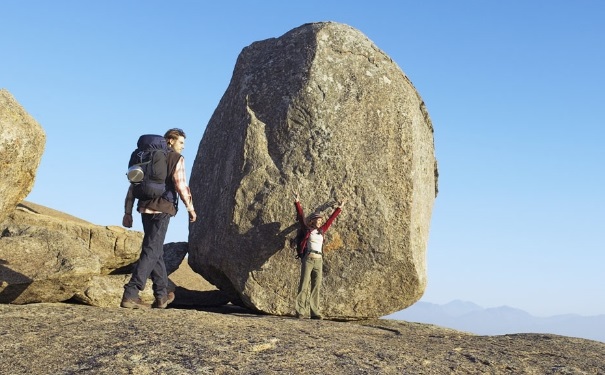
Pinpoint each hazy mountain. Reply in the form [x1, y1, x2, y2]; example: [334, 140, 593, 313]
[384, 300, 605, 343]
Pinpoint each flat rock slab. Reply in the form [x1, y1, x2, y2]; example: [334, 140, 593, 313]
[0, 303, 603, 374]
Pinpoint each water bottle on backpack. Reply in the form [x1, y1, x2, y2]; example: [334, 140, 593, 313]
[126, 134, 169, 201]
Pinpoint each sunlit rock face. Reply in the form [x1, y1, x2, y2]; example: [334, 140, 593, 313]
[189, 22, 438, 319]
[0, 89, 46, 225]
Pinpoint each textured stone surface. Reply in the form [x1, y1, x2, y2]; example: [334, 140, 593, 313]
[0, 199, 194, 307]
[189, 22, 438, 319]
[0, 89, 46, 225]
[1, 303, 603, 374]
[0, 202, 143, 304]
[73, 274, 155, 307]
[163, 241, 189, 274]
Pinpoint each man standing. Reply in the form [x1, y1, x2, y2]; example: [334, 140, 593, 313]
[121, 128, 197, 309]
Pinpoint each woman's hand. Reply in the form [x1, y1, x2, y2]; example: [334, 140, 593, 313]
[292, 189, 300, 202]
[338, 197, 348, 208]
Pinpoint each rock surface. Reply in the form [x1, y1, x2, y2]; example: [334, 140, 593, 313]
[74, 242, 191, 307]
[0, 89, 46, 225]
[0, 200, 209, 307]
[0, 201, 143, 304]
[0, 303, 603, 374]
[189, 22, 438, 319]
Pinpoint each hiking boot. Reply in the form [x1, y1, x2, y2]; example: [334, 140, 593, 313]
[120, 297, 151, 309]
[152, 291, 175, 309]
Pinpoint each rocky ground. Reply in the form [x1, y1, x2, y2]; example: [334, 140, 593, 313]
[1, 262, 604, 374]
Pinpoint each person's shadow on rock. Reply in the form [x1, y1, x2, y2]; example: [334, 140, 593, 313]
[244, 200, 339, 270]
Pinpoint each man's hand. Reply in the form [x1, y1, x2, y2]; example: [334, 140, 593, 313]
[122, 213, 133, 228]
[338, 198, 348, 208]
[189, 210, 197, 223]
[292, 189, 300, 202]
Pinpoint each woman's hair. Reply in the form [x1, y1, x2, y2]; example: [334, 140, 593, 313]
[164, 128, 186, 142]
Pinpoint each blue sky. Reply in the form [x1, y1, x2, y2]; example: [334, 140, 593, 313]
[2, 1, 603, 317]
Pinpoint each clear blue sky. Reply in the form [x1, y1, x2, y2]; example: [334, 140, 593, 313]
[2, 1, 603, 317]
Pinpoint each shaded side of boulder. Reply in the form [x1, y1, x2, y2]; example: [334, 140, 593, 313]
[188, 22, 437, 319]
[0, 89, 46, 224]
[163, 242, 189, 273]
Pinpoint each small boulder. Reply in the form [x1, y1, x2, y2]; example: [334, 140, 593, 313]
[0, 202, 143, 304]
[74, 242, 189, 307]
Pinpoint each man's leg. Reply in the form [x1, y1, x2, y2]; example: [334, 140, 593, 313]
[150, 256, 169, 299]
[309, 258, 323, 318]
[123, 213, 170, 301]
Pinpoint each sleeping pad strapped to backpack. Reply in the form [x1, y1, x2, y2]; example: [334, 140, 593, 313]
[127, 134, 169, 201]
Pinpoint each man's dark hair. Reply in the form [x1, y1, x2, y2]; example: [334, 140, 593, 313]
[164, 128, 186, 142]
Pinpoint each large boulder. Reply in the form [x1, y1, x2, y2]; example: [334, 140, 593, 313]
[189, 22, 438, 319]
[0, 89, 46, 225]
[0, 202, 144, 304]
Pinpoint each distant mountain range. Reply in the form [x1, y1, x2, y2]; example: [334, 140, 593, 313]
[384, 300, 605, 343]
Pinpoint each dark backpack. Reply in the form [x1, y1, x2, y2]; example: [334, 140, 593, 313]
[127, 134, 168, 201]
[290, 227, 307, 259]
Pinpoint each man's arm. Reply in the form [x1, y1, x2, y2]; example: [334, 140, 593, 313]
[173, 156, 197, 222]
[122, 185, 135, 228]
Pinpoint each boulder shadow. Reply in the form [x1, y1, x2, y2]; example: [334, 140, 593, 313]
[0, 258, 32, 303]
[169, 286, 264, 315]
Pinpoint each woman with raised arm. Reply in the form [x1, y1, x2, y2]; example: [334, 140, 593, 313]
[293, 190, 346, 319]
